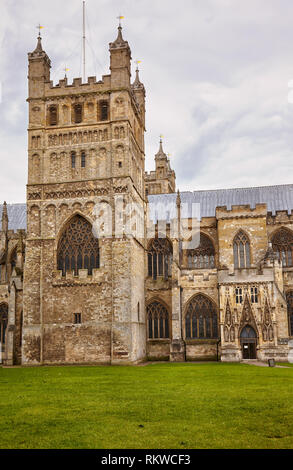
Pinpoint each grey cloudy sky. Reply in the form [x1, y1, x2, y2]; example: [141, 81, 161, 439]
[1, 0, 293, 202]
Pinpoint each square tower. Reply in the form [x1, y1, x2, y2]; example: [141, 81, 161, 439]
[23, 27, 147, 365]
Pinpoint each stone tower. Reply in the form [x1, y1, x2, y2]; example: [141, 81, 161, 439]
[23, 26, 146, 365]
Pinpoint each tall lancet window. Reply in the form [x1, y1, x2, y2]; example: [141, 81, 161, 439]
[233, 231, 251, 269]
[49, 105, 58, 126]
[57, 215, 100, 276]
[147, 301, 169, 339]
[272, 228, 293, 267]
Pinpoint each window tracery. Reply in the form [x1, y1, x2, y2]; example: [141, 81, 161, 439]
[272, 228, 293, 267]
[233, 231, 251, 269]
[147, 301, 169, 339]
[57, 215, 100, 276]
[147, 238, 172, 280]
[185, 294, 218, 339]
[186, 234, 215, 269]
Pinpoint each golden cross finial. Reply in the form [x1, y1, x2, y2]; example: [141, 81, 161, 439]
[135, 60, 142, 71]
[64, 66, 69, 78]
[160, 134, 164, 142]
[117, 15, 124, 27]
[36, 24, 44, 37]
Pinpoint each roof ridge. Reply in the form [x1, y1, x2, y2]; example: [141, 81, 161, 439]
[180, 183, 293, 195]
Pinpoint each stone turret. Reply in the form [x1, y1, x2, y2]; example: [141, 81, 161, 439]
[145, 138, 176, 195]
[131, 67, 146, 128]
[28, 34, 51, 99]
[109, 26, 131, 88]
[1, 201, 8, 234]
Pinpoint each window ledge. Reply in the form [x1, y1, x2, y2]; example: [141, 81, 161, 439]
[147, 339, 171, 344]
[185, 339, 219, 345]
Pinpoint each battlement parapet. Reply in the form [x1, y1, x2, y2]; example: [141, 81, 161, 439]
[216, 203, 267, 220]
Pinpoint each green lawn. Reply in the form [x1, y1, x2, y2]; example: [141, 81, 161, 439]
[0, 362, 293, 449]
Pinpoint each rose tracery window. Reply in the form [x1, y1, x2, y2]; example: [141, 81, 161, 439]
[234, 231, 251, 269]
[147, 301, 169, 339]
[147, 238, 172, 280]
[0, 303, 8, 346]
[185, 294, 218, 339]
[286, 291, 293, 337]
[57, 215, 100, 276]
[272, 229, 293, 267]
[187, 234, 215, 269]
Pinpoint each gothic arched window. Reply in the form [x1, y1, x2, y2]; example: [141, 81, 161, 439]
[57, 215, 100, 276]
[147, 301, 169, 339]
[73, 104, 83, 124]
[185, 294, 218, 339]
[286, 291, 293, 337]
[49, 105, 58, 126]
[272, 229, 293, 267]
[147, 238, 172, 280]
[0, 303, 8, 346]
[233, 231, 251, 269]
[186, 233, 215, 269]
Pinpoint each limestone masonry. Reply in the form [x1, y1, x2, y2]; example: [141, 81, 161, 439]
[0, 26, 293, 365]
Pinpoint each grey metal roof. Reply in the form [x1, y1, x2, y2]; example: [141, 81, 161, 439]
[148, 183, 293, 221]
[0, 204, 27, 231]
[0, 183, 292, 229]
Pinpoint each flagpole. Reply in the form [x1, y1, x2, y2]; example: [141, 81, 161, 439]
[83, 1, 86, 82]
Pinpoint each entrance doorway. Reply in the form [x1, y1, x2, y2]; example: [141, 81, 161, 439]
[240, 325, 257, 359]
[0, 303, 8, 363]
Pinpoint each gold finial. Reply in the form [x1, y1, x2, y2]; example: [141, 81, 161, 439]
[36, 24, 44, 37]
[117, 15, 124, 27]
[64, 67, 69, 78]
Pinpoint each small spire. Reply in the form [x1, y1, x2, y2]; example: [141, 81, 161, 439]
[176, 189, 181, 207]
[2, 201, 8, 233]
[110, 23, 130, 50]
[132, 61, 145, 93]
[33, 34, 43, 53]
[156, 135, 165, 156]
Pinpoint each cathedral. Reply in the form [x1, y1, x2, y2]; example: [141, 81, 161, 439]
[0, 25, 293, 366]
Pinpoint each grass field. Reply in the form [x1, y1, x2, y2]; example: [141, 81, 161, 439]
[0, 362, 293, 449]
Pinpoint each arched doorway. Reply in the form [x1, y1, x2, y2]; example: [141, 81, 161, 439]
[240, 325, 257, 359]
[0, 303, 8, 361]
